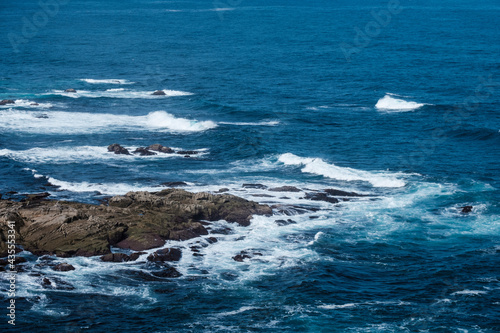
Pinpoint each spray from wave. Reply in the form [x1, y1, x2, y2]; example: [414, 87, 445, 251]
[278, 153, 406, 187]
[375, 93, 427, 111]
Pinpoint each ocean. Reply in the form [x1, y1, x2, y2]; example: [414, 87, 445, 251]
[1, 0, 499, 331]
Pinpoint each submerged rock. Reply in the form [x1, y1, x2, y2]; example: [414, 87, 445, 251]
[324, 189, 364, 197]
[176, 150, 198, 155]
[100, 253, 131, 262]
[107, 143, 130, 155]
[304, 192, 339, 204]
[0, 189, 272, 257]
[242, 184, 267, 189]
[64, 89, 77, 93]
[0, 99, 15, 105]
[152, 90, 166, 95]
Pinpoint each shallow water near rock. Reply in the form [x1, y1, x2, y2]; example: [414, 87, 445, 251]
[1, 0, 499, 332]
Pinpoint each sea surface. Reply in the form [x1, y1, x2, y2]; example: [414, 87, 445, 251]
[1, 0, 499, 332]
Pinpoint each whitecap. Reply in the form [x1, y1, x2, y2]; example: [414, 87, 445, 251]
[0, 110, 216, 134]
[278, 153, 406, 188]
[451, 290, 487, 296]
[0, 99, 53, 108]
[318, 303, 358, 310]
[43, 89, 193, 99]
[219, 121, 280, 126]
[80, 79, 135, 84]
[375, 93, 426, 111]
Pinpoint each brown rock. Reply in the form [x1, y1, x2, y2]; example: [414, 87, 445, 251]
[148, 144, 174, 154]
[0, 99, 15, 105]
[147, 248, 182, 262]
[53, 263, 75, 271]
[107, 143, 130, 155]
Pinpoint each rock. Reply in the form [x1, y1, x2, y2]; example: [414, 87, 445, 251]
[151, 266, 181, 278]
[0, 99, 15, 105]
[232, 250, 262, 262]
[251, 194, 274, 198]
[274, 219, 296, 226]
[129, 252, 146, 261]
[161, 182, 188, 187]
[0, 189, 272, 257]
[107, 143, 130, 155]
[30, 103, 39, 106]
[269, 186, 301, 192]
[133, 147, 156, 156]
[100, 253, 131, 262]
[242, 184, 267, 189]
[0, 257, 27, 266]
[117, 233, 165, 251]
[152, 90, 166, 95]
[324, 189, 364, 197]
[176, 150, 198, 155]
[147, 248, 182, 262]
[64, 89, 77, 93]
[35, 114, 49, 119]
[206, 237, 218, 244]
[148, 144, 174, 154]
[216, 188, 229, 193]
[461, 206, 473, 213]
[304, 192, 339, 204]
[22, 192, 50, 202]
[53, 263, 75, 271]
[42, 278, 51, 286]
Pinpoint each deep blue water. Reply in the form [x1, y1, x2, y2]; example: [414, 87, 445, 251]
[1, 0, 499, 332]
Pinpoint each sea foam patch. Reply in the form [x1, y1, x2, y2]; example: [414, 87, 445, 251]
[278, 153, 406, 187]
[0, 99, 53, 109]
[43, 89, 193, 99]
[0, 110, 217, 134]
[375, 93, 426, 111]
[80, 79, 135, 85]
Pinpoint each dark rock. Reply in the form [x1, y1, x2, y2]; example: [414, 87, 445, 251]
[242, 184, 267, 189]
[42, 278, 51, 286]
[271, 204, 319, 216]
[147, 248, 182, 262]
[53, 263, 75, 271]
[129, 252, 146, 261]
[133, 147, 157, 156]
[22, 192, 50, 202]
[232, 250, 262, 262]
[100, 253, 131, 262]
[148, 144, 174, 154]
[274, 219, 296, 226]
[206, 237, 218, 244]
[117, 233, 165, 251]
[30, 103, 39, 106]
[0, 99, 15, 105]
[64, 89, 76, 93]
[216, 188, 229, 193]
[152, 90, 166, 95]
[304, 192, 339, 204]
[177, 150, 198, 155]
[151, 266, 182, 278]
[35, 113, 48, 119]
[269, 186, 301, 192]
[461, 206, 473, 213]
[251, 194, 274, 198]
[0, 257, 27, 266]
[107, 143, 130, 155]
[324, 189, 364, 197]
[161, 182, 188, 187]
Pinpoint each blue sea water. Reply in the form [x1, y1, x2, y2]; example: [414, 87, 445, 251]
[1, 0, 499, 331]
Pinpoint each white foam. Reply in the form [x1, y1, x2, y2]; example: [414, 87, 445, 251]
[451, 290, 487, 296]
[278, 153, 406, 188]
[43, 89, 193, 99]
[47, 177, 163, 195]
[0, 99, 53, 108]
[219, 121, 280, 126]
[0, 146, 208, 164]
[375, 94, 426, 111]
[318, 303, 358, 310]
[0, 110, 217, 134]
[80, 79, 135, 85]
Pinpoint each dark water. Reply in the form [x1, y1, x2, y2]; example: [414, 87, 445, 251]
[0, 0, 499, 332]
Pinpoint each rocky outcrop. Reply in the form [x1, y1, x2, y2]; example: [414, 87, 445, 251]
[461, 206, 473, 213]
[107, 144, 130, 155]
[152, 90, 166, 95]
[53, 263, 75, 271]
[0, 189, 272, 257]
[64, 89, 77, 93]
[148, 144, 174, 154]
[269, 186, 301, 192]
[177, 151, 198, 155]
[0, 99, 15, 105]
[147, 248, 182, 262]
[133, 147, 157, 156]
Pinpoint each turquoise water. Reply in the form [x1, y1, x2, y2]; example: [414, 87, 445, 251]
[0, 0, 499, 331]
